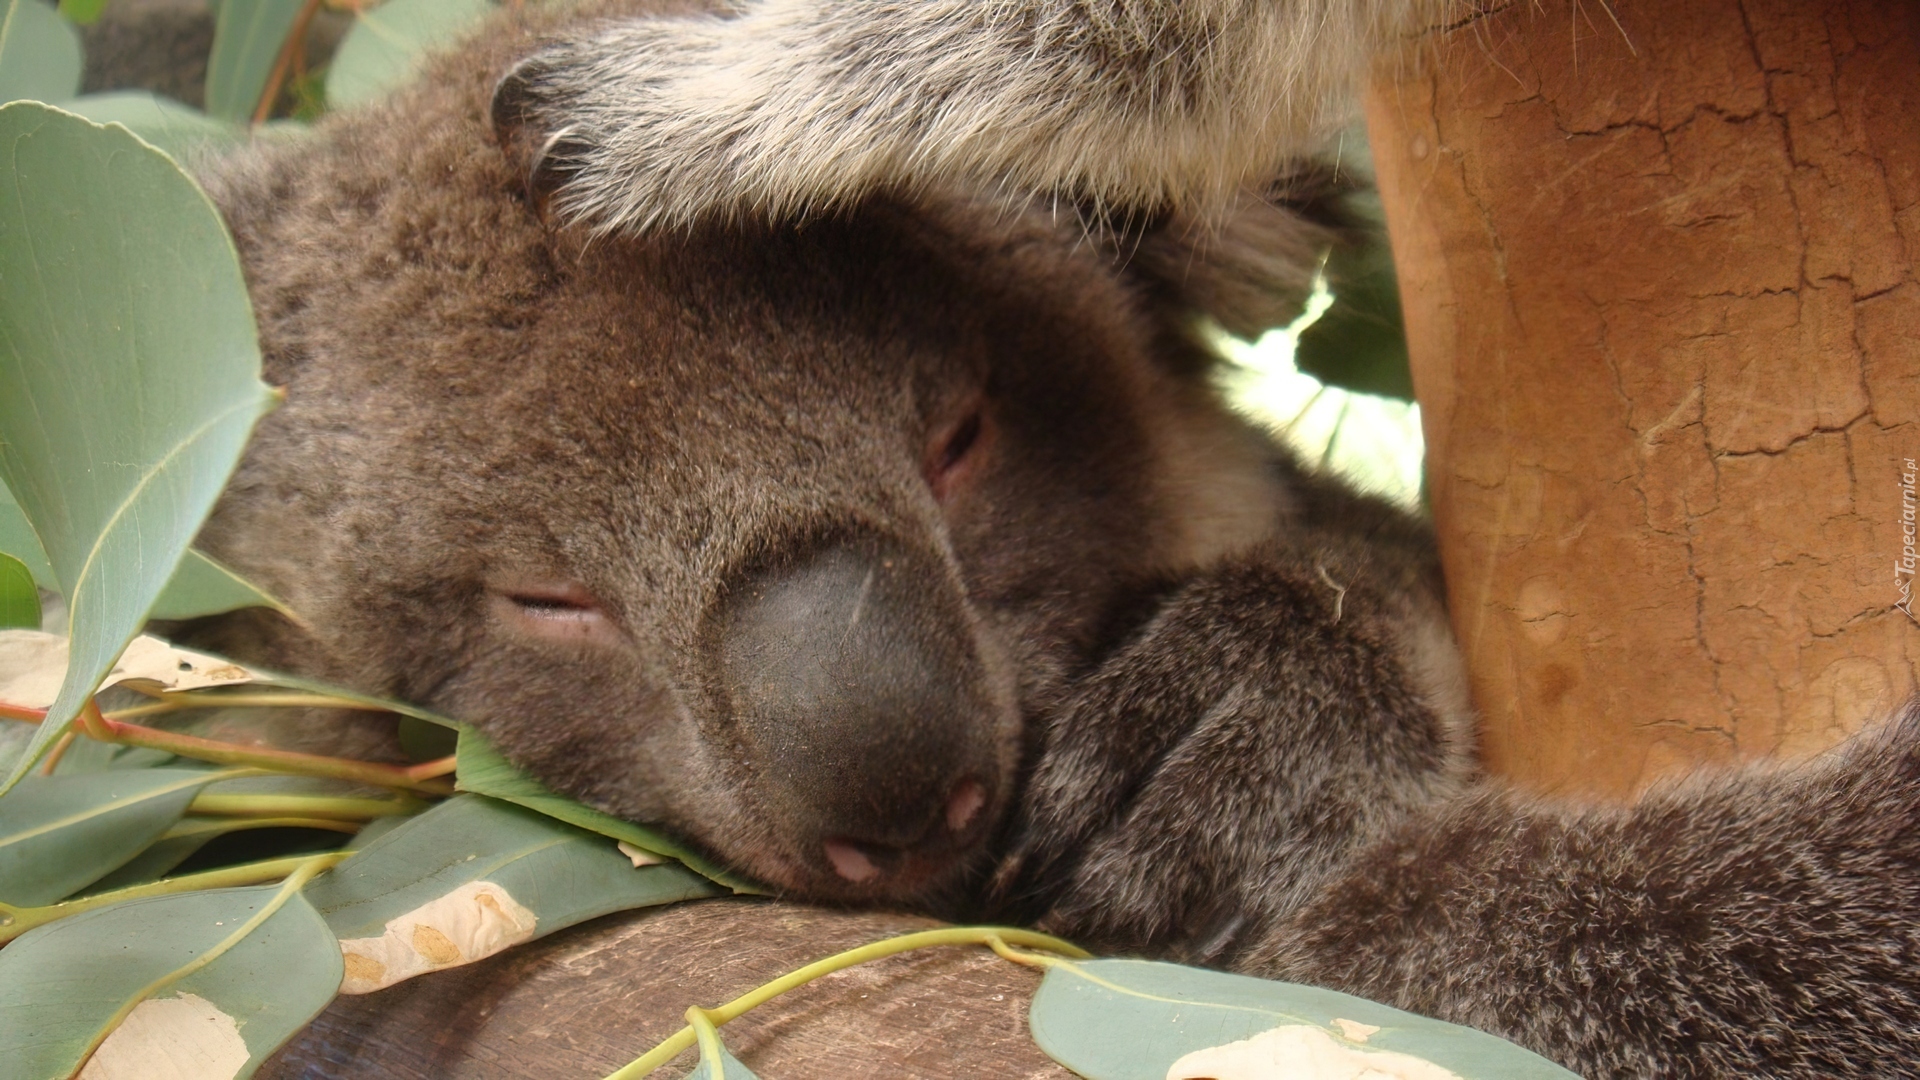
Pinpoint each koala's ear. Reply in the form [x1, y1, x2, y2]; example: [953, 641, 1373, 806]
[1113, 164, 1360, 342]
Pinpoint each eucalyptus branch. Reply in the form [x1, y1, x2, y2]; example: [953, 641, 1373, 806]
[0, 850, 349, 945]
[604, 927, 1089, 1079]
[0, 698, 453, 795]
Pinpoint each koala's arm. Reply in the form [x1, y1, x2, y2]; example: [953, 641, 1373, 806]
[498, 0, 1442, 231]
[1252, 706, 1920, 1077]
[1011, 524, 1920, 1075]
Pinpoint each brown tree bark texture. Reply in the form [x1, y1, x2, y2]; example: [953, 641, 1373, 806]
[1366, 0, 1920, 798]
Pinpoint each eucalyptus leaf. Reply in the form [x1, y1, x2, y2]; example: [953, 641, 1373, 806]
[0, 880, 343, 1079]
[77, 823, 228, 893]
[0, 766, 227, 905]
[147, 546, 290, 621]
[325, 0, 493, 109]
[203, 0, 304, 122]
[61, 89, 248, 164]
[1028, 958, 1579, 1080]
[304, 794, 724, 992]
[54, 0, 102, 24]
[2, 482, 282, 619]
[0, 480, 52, 586]
[0, 102, 276, 791]
[0, 0, 81, 105]
[456, 727, 757, 892]
[0, 553, 35, 631]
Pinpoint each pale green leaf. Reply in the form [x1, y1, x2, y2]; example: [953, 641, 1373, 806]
[2, 481, 283, 619]
[1029, 958, 1579, 1080]
[203, 0, 304, 122]
[0, 478, 55, 588]
[456, 728, 757, 893]
[304, 794, 721, 991]
[76, 824, 228, 893]
[325, 0, 492, 109]
[61, 89, 248, 164]
[0, 0, 81, 104]
[0, 881, 343, 1078]
[0, 103, 276, 791]
[148, 546, 290, 621]
[0, 553, 34, 631]
[0, 766, 226, 904]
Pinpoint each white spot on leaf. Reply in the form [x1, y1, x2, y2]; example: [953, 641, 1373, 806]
[337, 880, 537, 993]
[77, 993, 249, 1080]
[0, 630, 258, 708]
[1333, 1019, 1381, 1043]
[1166, 1024, 1462, 1080]
[617, 840, 663, 867]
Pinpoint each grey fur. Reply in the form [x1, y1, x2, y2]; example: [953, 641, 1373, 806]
[186, 4, 1920, 1076]
[492, 0, 1453, 231]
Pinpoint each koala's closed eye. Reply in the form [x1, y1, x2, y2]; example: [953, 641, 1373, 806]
[490, 583, 623, 647]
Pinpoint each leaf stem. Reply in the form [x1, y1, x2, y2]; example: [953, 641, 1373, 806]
[108, 691, 398, 720]
[602, 926, 1089, 1079]
[686, 1007, 728, 1079]
[72, 853, 340, 1071]
[187, 791, 426, 820]
[0, 850, 349, 944]
[162, 814, 363, 840]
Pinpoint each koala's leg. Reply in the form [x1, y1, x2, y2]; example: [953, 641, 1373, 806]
[494, 0, 1445, 232]
[993, 538, 1469, 960]
[1251, 705, 1920, 1078]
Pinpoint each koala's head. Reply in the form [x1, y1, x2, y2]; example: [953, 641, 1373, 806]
[192, 4, 1329, 903]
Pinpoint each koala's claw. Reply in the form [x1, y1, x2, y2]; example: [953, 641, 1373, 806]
[489, 60, 585, 217]
[488, 62, 543, 143]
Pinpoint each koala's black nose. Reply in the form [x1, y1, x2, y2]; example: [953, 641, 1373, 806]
[718, 542, 1009, 888]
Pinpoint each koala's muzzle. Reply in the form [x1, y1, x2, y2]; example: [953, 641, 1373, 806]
[718, 542, 1011, 895]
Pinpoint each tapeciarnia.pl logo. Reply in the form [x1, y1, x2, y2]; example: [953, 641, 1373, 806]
[1899, 457, 1917, 623]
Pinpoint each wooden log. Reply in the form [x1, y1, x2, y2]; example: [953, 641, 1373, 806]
[259, 899, 1070, 1080]
[1368, 0, 1920, 797]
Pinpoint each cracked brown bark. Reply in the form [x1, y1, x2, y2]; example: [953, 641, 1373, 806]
[1367, 0, 1920, 797]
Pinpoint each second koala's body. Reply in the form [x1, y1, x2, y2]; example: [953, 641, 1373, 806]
[189, 4, 1920, 1076]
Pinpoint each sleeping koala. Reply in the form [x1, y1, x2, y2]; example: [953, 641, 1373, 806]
[185, 2, 1920, 1076]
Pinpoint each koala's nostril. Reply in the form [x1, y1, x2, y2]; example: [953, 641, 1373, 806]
[946, 778, 987, 834]
[824, 838, 884, 882]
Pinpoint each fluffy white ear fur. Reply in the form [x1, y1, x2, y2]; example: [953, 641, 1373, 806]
[499, 0, 1452, 232]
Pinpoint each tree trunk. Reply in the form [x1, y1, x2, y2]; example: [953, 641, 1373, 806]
[1367, 0, 1920, 797]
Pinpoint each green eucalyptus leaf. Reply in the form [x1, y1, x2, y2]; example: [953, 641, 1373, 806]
[55, 0, 103, 24]
[0, 102, 276, 791]
[0, 0, 82, 104]
[61, 89, 247, 163]
[0, 553, 35, 631]
[1029, 958, 1578, 1080]
[0, 478, 55, 587]
[0, 880, 343, 1079]
[148, 546, 290, 621]
[303, 794, 724, 992]
[203, 0, 303, 122]
[76, 822, 228, 892]
[0, 766, 227, 904]
[456, 727, 757, 892]
[325, 0, 493, 109]
[2, 481, 282, 619]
